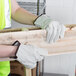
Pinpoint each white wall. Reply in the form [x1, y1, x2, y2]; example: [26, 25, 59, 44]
[45, 0, 76, 76]
[46, 0, 76, 24]
[44, 53, 76, 76]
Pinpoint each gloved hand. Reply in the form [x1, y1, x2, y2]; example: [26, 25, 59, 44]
[14, 41, 48, 69]
[34, 15, 66, 43]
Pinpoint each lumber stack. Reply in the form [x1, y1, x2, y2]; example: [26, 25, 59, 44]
[0, 27, 76, 56]
[0, 25, 76, 76]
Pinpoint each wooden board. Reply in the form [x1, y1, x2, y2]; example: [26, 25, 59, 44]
[0, 27, 76, 61]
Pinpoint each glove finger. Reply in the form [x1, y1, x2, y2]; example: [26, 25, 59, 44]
[46, 23, 54, 43]
[19, 59, 36, 69]
[34, 47, 48, 56]
[34, 47, 47, 61]
[50, 21, 58, 43]
[17, 56, 36, 69]
[23, 62, 36, 69]
[34, 50, 43, 62]
[59, 24, 66, 38]
[53, 23, 61, 42]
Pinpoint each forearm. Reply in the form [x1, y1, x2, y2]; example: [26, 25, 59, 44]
[0, 45, 17, 58]
[12, 7, 38, 25]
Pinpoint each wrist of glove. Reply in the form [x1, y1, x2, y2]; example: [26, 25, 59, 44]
[34, 14, 66, 43]
[13, 41, 48, 69]
[34, 15, 52, 29]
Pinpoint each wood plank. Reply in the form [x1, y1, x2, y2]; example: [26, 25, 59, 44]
[0, 27, 41, 33]
[0, 27, 76, 61]
[0, 29, 76, 45]
[32, 67, 36, 76]
[26, 68, 32, 76]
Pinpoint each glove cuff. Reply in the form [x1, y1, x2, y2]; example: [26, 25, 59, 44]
[10, 40, 21, 59]
[34, 14, 51, 29]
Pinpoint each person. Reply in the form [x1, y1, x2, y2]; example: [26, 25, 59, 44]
[0, 0, 65, 76]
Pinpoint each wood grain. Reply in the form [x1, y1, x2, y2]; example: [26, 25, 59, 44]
[0, 25, 76, 60]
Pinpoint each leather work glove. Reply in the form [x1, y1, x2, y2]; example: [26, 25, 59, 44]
[13, 41, 48, 69]
[34, 15, 66, 43]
